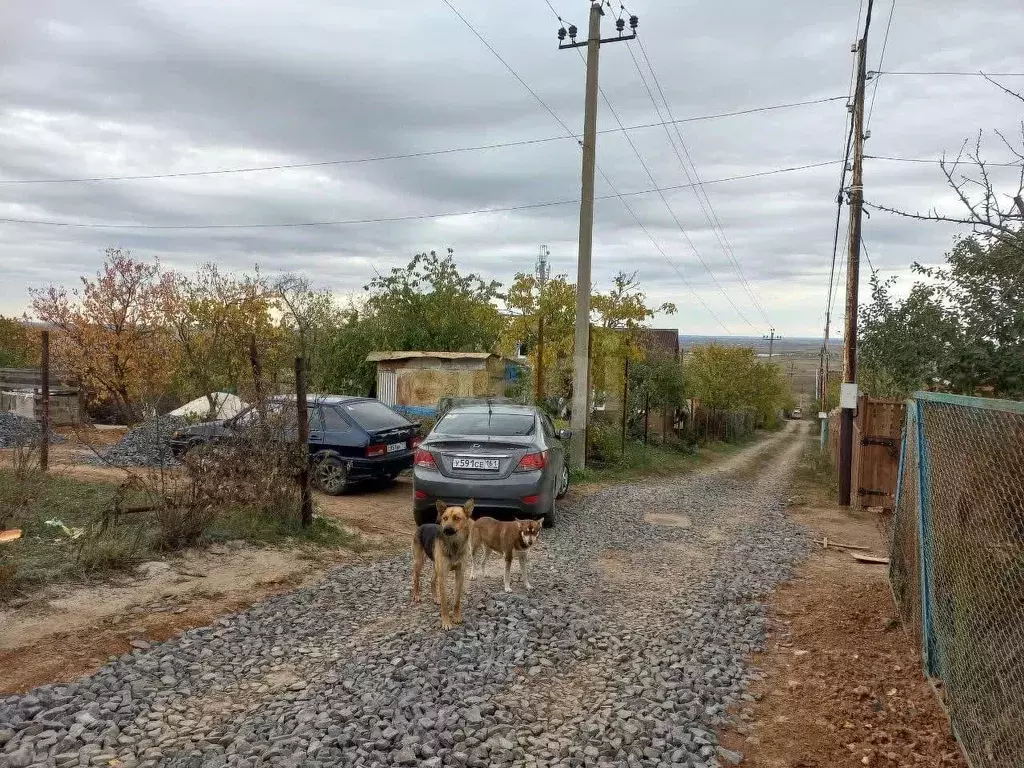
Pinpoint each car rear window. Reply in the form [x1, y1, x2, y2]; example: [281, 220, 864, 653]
[339, 400, 409, 431]
[434, 411, 536, 436]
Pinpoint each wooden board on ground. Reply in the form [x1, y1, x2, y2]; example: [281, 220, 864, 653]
[852, 553, 889, 565]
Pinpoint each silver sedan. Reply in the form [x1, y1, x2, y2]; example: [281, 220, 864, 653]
[412, 403, 571, 528]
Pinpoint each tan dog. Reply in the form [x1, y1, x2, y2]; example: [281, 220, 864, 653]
[469, 516, 541, 592]
[412, 500, 474, 629]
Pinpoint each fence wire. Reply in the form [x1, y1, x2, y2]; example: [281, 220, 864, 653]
[889, 394, 1024, 768]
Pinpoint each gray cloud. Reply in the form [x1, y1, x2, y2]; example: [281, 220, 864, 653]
[1, 0, 1021, 337]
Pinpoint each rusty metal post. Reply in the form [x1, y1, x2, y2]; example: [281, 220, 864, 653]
[40, 330, 50, 471]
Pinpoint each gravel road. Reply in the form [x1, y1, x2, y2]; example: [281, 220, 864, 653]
[1, 423, 809, 768]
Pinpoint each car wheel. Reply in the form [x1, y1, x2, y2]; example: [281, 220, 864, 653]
[313, 455, 349, 496]
[543, 495, 556, 529]
[555, 461, 570, 500]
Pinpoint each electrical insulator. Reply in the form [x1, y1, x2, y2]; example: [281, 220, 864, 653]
[568, 24, 577, 40]
[629, 14, 638, 29]
[558, 27, 567, 41]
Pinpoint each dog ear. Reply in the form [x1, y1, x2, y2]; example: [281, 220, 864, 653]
[435, 499, 447, 515]
[464, 498, 475, 515]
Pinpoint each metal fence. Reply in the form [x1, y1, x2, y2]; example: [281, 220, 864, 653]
[889, 392, 1024, 767]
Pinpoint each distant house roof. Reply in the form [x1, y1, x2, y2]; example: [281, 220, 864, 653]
[610, 328, 680, 355]
[366, 351, 500, 363]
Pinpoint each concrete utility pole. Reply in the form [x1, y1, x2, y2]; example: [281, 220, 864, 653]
[535, 245, 550, 406]
[762, 328, 781, 360]
[839, 0, 874, 507]
[558, 4, 637, 469]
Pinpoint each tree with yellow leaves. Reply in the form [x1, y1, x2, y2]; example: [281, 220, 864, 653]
[30, 248, 175, 422]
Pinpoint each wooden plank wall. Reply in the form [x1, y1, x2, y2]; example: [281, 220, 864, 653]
[826, 397, 905, 511]
[855, 396, 905, 511]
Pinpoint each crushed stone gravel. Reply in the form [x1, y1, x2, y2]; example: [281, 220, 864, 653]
[0, 412, 66, 450]
[3, 426, 809, 768]
[84, 415, 188, 468]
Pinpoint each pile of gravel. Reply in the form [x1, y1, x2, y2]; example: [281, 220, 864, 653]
[2, 428, 810, 768]
[85, 415, 189, 468]
[0, 412, 66, 449]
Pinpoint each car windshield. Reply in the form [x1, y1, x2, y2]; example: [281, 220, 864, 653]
[340, 400, 409, 431]
[434, 411, 535, 436]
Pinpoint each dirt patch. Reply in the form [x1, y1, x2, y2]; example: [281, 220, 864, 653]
[719, 500, 966, 768]
[315, 477, 415, 546]
[0, 545, 349, 695]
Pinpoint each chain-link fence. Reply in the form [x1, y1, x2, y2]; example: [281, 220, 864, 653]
[889, 392, 1024, 767]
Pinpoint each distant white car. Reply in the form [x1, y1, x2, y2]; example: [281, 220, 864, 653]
[791, 408, 802, 419]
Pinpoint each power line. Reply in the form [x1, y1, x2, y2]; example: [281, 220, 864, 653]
[0, 95, 847, 186]
[633, 33, 773, 327]
[822, 1, 864, 366]
[862, 238, 876, 273]
[866, 0, 896, 128]
[581, 52, 757, 329]
[874, 70, 1024, 77]
[866, 154, 1022, 167]
[547, 1, 756, 330]
[444, 0, 737, 331]
[0, 158, 841, 230]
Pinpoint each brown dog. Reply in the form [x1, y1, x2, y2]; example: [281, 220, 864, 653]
[412, 500, 474, 629]
[469, 516, 541, 592]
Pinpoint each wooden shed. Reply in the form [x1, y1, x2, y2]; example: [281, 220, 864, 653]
[366, 352, 523, 418]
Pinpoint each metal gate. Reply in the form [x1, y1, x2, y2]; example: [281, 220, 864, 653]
[376, 369, 397, 407]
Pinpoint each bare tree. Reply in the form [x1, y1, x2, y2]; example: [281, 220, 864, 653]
[868, 78, 1024, 253]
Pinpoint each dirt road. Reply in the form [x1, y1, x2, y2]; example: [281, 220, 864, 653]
[2, 425, 808, 767]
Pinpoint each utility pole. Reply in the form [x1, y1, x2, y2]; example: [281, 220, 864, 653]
[839, 0, 874, 507]
[558, 3, 637, 469]
[535, 245, 550, 406]
[762, 328, 781, 360]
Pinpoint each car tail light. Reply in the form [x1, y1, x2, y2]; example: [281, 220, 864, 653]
[409, 436, 423, 449]
[522, 495, 539, 504]
[414, 489, 428, 499]
[366, 444, 387, 458]
[414, 449, 437, 470]
[515, 451, 548, 472]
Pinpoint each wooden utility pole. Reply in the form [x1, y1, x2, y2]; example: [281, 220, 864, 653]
[40, 330, 50, 471]
[762, 328, 781, 360]
[839, 0, 874, 507]
[294, 357, 314, 527]
[559, 3, 636, 469]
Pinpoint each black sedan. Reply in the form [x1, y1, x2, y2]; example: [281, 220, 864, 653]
[170, 395, 421, 494]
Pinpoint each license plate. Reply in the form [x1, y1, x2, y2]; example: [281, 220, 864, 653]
[387, 442, 406, 453]
[452, 457, 500, 471]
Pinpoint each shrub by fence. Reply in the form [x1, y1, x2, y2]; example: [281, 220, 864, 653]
[889, 392, 1024, 767]
[687, 406, 757, 443]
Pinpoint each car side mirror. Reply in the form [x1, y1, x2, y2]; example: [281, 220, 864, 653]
[557, 429, 572, 440]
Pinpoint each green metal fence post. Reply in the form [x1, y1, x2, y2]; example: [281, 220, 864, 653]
[914, 397, 936, 677]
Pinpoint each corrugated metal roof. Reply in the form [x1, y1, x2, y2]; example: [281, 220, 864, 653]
[366, 351, 499, 362]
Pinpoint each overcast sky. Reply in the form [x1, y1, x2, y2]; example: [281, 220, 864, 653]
[1, 0, 1021, 337]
